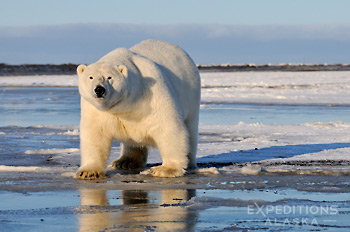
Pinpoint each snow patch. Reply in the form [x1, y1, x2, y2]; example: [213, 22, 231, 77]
[24, 148, 79, 155]
[0, 75, 78, 87]
[0, 165, 51, 172]
[201, 71, 350, 105]
[59, 129, 80, 136]
[241, 164, 262, 175]
[196, 167, 220, 175]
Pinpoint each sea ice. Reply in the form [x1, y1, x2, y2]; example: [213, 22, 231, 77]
[1, 71, 350, 231]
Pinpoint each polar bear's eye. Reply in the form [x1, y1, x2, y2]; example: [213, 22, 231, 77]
[89, 76, 93, 80]
[107, 76, 112, 80]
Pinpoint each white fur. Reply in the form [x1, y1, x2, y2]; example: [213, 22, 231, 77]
[76, 40, 201, 179]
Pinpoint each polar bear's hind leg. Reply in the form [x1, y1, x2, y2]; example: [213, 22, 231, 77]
[109, 144, 148, 170]
[185, 112, 199, 171]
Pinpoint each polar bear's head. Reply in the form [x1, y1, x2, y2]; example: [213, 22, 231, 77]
[77, 63, 129, 111]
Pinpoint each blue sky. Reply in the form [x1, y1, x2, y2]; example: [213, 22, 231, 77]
[2, 0, 350, 26]
[1, 0, 350, 64]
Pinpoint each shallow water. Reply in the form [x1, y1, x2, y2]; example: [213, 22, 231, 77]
[1, 188, 349, 231]
[2, 87, 350, 127]
[201, 103, 350, 125]
[0, 87, 80, 126]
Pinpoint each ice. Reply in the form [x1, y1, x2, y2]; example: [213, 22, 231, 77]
[2, 71, 350, 105]
[1, 188, 349, 231]
[1, 72, 350, 176]
[1, 71, 350, 231]
[0, 165, 50, 172]
[24, 148, 79, 155]
[0, 75, 78, 87]
[241, 164, 262, 175]
[196, 167, 220, 175]
[201, 71, 350, 105]
[197, 122, 350, 162]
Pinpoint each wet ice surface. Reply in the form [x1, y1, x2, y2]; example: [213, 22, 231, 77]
[1, 72, 350, 231]
[201, 103, 350, 125]
[0, 87, 80, 127]
[1, 183, 350, 231]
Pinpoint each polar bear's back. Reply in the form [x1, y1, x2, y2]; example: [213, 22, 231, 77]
[130, 40, 201, 116]
[130, 40, 200, 85]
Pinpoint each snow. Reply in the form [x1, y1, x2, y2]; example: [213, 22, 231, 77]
[0, 75, 77, 87]
[0, 165, 73, 174]
[24, 148, 79, 155]
[1, 71, 350, 232]
[197, 121, 350, 162]
[2, 71, 350, 105]
[201, 71, 350, 105]
[241, 164, 262, 175]
[0, 165, 49, 172]
[0, 71, 350, 175]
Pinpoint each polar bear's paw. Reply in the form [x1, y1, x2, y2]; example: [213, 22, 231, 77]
[109, 157, 146, 170]
[148, 165, 186, 178]
[75, 166, 105, 180]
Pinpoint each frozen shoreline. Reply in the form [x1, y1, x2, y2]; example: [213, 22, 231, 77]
[1, 72, 350, 231]
[2, 71, 350, 105]
[1, 72, 350, 187]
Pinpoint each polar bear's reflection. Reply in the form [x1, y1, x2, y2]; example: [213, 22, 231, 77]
[78, 189, 196, 231]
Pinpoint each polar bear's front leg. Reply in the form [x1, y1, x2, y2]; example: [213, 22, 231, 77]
[149, 125, 190, 178]
[76, 126, 112, 180]
[109, 144, 148, 170]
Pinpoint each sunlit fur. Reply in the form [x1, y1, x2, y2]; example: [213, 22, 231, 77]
[76, 40, 201, 179]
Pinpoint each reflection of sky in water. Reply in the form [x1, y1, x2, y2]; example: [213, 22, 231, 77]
[200, 103, 350, 125]
[1, 87, 350, 127]
[0, 87, 80, 126]
[1, 189, 348, 231]
[1, 83, 349, 231]
[201, 189, 350, 202]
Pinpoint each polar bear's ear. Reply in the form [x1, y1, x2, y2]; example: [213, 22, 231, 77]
[118, 65, 128, 77]
[77, 64, 87, 75]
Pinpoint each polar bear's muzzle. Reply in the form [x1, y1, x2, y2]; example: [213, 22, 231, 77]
[94, 85, 106, 98]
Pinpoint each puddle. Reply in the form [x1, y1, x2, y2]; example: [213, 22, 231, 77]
[1, 189, 349, 231]
[0, 191, 80, 210]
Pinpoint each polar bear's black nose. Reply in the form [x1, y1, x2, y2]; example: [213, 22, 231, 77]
[94, 86, 105, 98]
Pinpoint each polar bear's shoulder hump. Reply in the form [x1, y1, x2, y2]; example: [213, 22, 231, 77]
[131, 40, 186, 56]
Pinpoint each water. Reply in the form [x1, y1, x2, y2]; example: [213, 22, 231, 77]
[1, 83, 350, 231]
[1, 87, 350, 127]
[201, 103, 350, 125]
[0, 87, 80, 127]
[1, 189, 349, 231]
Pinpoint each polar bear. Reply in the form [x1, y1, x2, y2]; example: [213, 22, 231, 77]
[76, 40, 201, 179]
